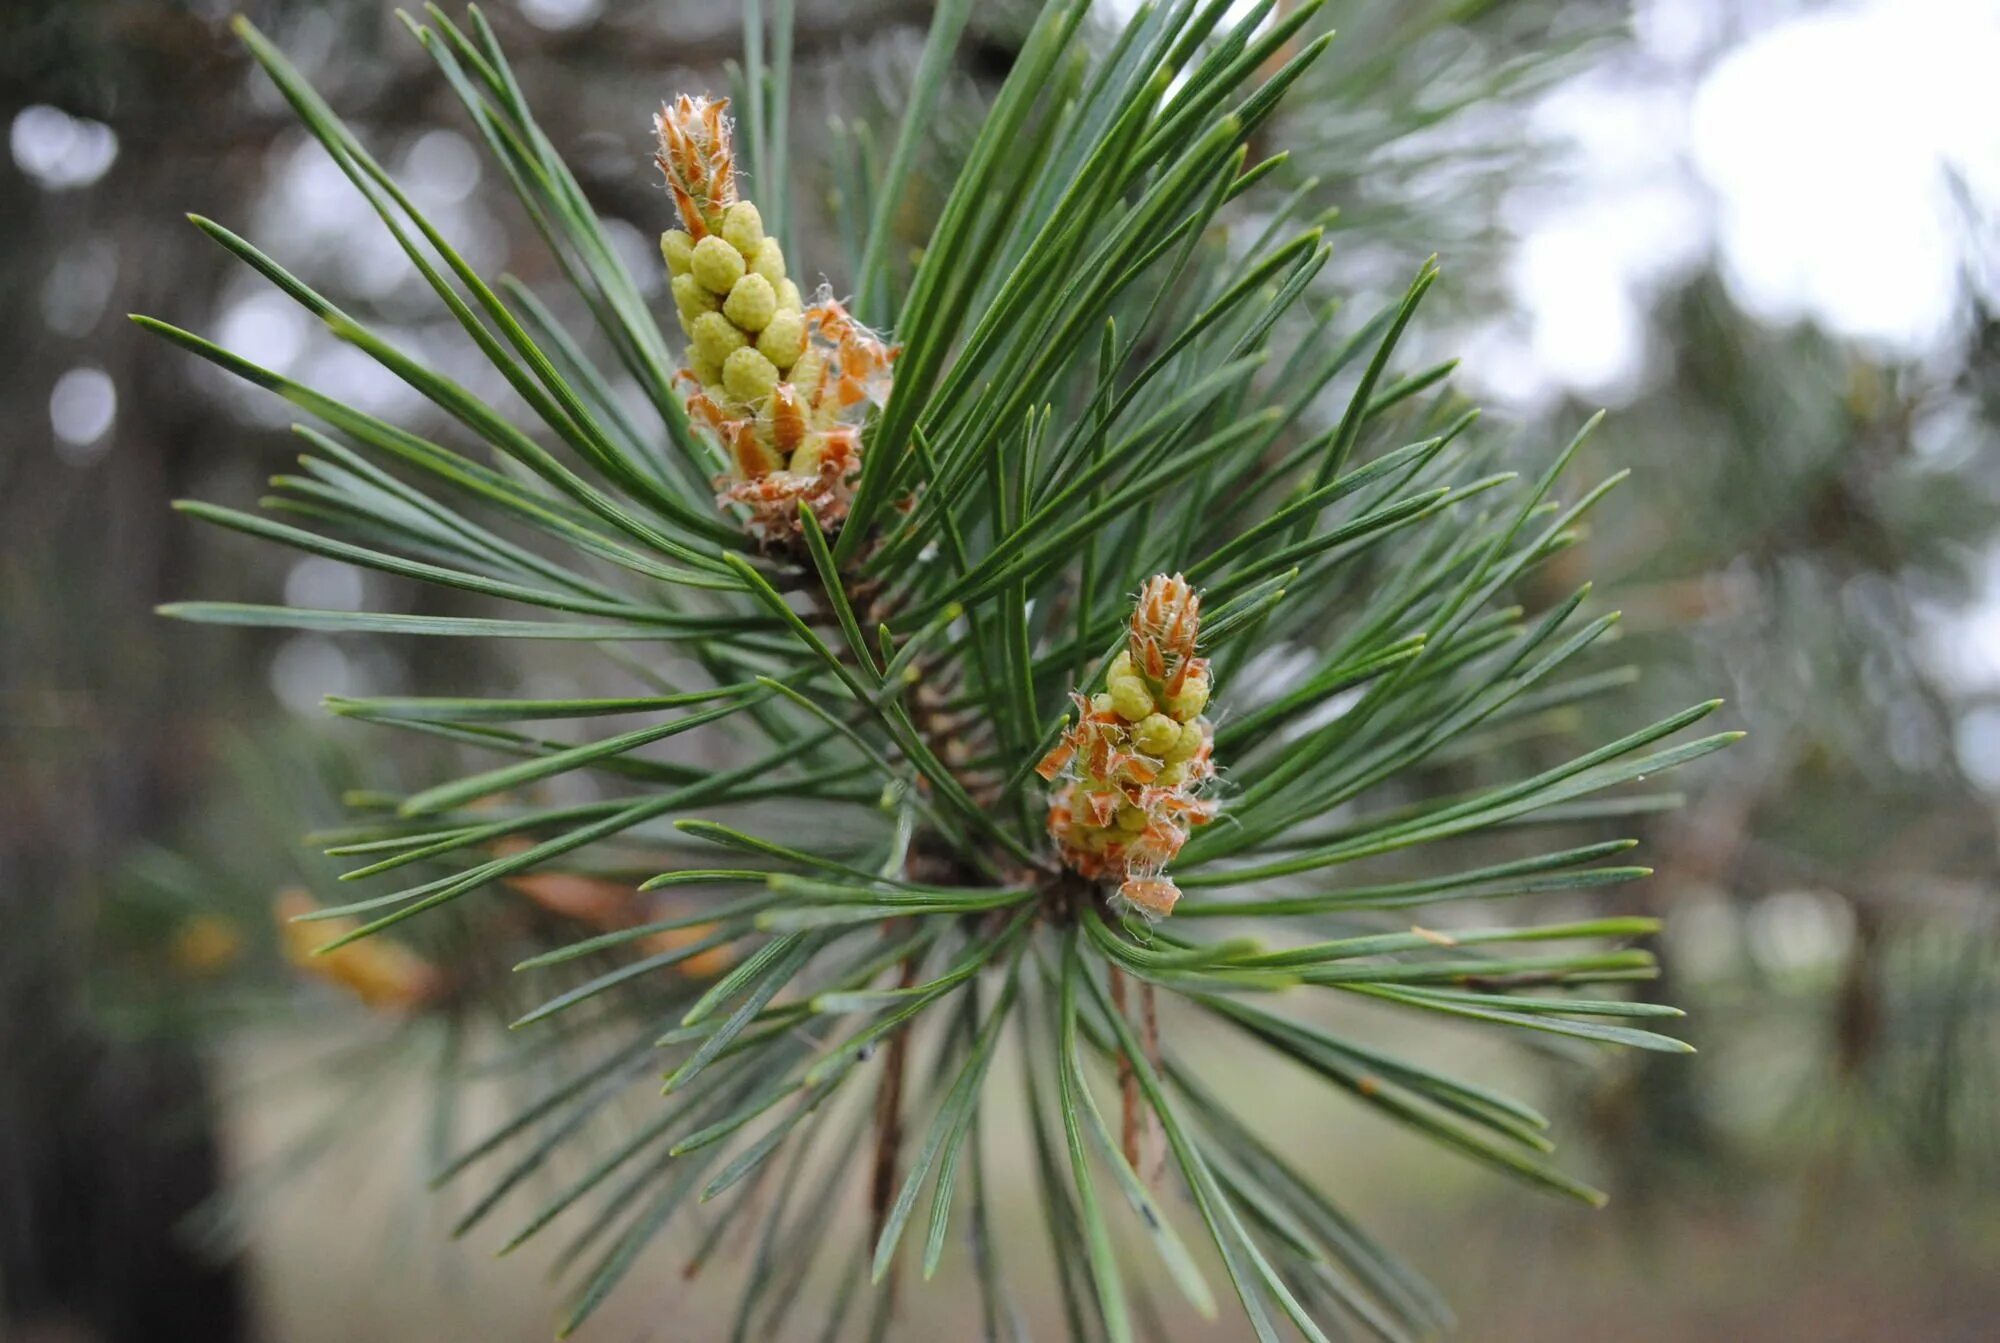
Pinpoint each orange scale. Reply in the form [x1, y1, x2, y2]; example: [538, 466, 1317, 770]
[1036, 742, 1077, 782]
[1115, 754, 1160, 786]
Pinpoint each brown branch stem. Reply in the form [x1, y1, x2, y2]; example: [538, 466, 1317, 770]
[1110, 964, 1141, 1170]
[868, 947, 921, 1310]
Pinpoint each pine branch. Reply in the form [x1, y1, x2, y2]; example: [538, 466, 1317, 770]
[135, 2, 1738, 1336]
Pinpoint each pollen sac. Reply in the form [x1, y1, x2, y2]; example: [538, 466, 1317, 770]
[721, 346, 780, 404]
[750, 237, 788, 285]
[695, 305, 748, 354]
[661, 229, 694, 276]
[723, 273, 777, 332]
[719, 200, 764, 255]
[1038, 573, 1219, 920]
[671, 273, 718, 322]
[690, 234, 746, 294]
[1132, 712, 1180, 756]
[655, 91, 899, 543]
[757, 309, 807, 369]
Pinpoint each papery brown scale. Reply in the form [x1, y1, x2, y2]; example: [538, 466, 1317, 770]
[1119, 877, 1181, 919]
[1168, 593, 1197, 652]
[669, 183, 705, 236]
[684, 388, 726, 432]
[770, 385, 807, 454]
[1035, 741, 1074, 781]
[1119, 754, 1159, 786]
[821, 429, 860, 474]
[1129, 822, 1185, 869]
[731, 423, 782, 478]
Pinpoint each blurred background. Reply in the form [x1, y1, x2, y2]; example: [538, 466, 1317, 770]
[3, 1, 1997, 1339]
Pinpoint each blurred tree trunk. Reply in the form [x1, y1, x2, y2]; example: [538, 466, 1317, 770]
[2, 8, 255, 1338]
